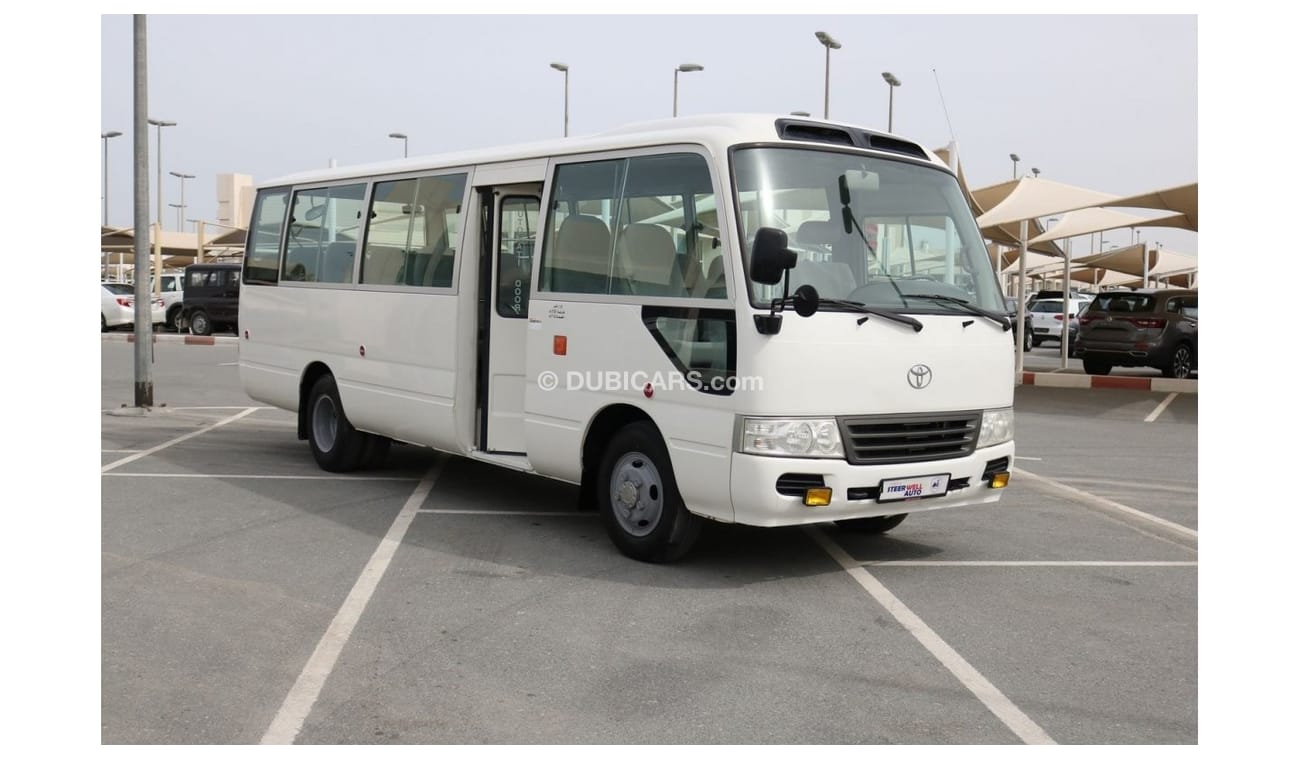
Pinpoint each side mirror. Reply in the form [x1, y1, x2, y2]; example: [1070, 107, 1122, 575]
[792, 284, 820, 317]
[750, 227, 797, 285]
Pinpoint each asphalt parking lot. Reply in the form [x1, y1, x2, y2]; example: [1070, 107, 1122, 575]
[101, 337, 1197, 744]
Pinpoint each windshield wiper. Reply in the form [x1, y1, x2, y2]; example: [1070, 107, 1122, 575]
[905, 294, 1011, 331]
[820, 298, 924, 332]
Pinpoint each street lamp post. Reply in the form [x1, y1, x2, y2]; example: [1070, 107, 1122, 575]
[147, 118, 176, 235]
[1031, 167, 1041, 178]
[388, 132, 408, 158]
[169, 202, 184, 231]
[814, 31, 841, 120]
[1010, 153, 1020, 179]
[101, 130, 122, 226]
[790, 111, 811, 117]
[881, 72, 900, 131]
[550, 62, 569, 137]
[673, 63, 703, 117]
[169, 171, 194, 232]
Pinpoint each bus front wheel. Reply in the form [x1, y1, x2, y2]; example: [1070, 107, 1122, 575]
[307, 374, 365, 472]
[597, 422, 701, 563]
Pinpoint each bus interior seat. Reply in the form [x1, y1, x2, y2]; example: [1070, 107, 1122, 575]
[552, 214, 611, 293]
[618, 223, 684, 297]
[692, 254, 727, 298]
[322, 240, 356, 284]
[362, 245, 405, 285]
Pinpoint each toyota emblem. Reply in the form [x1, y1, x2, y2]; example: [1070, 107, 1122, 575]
[907, 364, 933, 389]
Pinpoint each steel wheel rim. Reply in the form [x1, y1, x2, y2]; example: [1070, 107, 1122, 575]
[1173, 346, 1191, 378]
[312, 395, 338, 452]
[193, 314, 207, 333]
[609, 451, 664, 537]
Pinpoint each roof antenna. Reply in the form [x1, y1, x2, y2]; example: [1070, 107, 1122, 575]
[932, 68, 956, 143]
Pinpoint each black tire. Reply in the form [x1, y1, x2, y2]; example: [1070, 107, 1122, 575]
[1162, 343, 1195, 379]
[101, 314, 108, 333]
[166, 305, 183, 332]
[1083, 358, 1112, 376]
[306, 374, 365, 472]
[189, 309, 212, 336]
[358, 434, 392, 469]
[597, 421, 702, 563]
[1021, 327, 1032, 352]
[1031, 336, 1042, 348]
[836, 514, 908, 534]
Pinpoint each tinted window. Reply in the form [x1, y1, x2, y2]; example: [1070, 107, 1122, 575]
[284, 184, 367, 284]
[362, 173, 467, 288]
[1089, 293, 1157, 313]
[540, 153, 722, 299]
[245, 189, 289, 284]
[498, 196, 540, 318]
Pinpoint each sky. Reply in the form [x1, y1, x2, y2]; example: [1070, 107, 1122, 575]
[97, 11, 1199, 257]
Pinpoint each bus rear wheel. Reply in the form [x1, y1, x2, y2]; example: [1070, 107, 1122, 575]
[307, 374, 365, 472]
[597, 422, 701, 563]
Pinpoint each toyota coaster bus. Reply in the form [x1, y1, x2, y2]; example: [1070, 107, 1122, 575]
[238, 114, 1016, 562]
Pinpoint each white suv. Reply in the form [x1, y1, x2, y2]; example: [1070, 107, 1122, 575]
[1029, 298, 1090, 346]
[152, 272, 185, 331]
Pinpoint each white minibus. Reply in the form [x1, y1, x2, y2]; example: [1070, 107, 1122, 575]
[239, 114, 1015, 562]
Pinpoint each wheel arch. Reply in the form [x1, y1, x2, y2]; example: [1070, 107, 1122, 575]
[297, 361, 334, 441]
[578, 403, 659, 512]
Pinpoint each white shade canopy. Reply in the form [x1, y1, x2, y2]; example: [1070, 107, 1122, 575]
[974, 177, 1119, 229]
[1027, 207, 1192, 245]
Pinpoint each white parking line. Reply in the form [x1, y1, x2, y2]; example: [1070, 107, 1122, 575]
[863, 560, 1196, 567]
[1013, 467, 1198, 542]
[415, 508, 596, 517]
[260, 457, 445, 745]
[805, 526, 1056, 745]
[1144, 392, 1179, 422]
[103, 473, 420, 481]
[101, 408, 260, 473]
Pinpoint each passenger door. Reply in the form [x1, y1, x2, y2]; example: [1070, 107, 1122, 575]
[479, 185, 541, 453]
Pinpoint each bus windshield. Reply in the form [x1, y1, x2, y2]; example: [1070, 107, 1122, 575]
[732, 147, 1003, 313]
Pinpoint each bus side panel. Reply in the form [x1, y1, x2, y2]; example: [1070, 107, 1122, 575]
[240, 285, 462, 453]
[524, 299, 735, 522]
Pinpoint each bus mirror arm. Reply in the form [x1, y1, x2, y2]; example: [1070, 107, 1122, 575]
[754, 268, 790, 335]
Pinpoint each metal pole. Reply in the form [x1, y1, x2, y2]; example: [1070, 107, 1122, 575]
[673, 68, 679, 118]
[888, 86, 894, 131]
[823, 45, 830, 119]
[133, 14, 154, 408]
[551, 63, 569, 137]
[102, 131, 121, 225]
[1061, 236, 1072, 369]
[1015, 219, 1027, 381]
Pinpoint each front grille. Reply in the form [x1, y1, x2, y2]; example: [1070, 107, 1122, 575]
[838, 412, 981, 465]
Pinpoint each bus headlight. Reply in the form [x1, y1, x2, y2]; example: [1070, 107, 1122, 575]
[978, 408, 1014, 448]
[741, 417, 845, 458]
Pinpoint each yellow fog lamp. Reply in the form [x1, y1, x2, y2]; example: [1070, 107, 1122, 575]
[989, 472, 1011, 489]
[804, 487, 832, 506]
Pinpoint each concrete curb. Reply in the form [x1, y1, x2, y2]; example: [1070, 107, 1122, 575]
[102, 333, 238, 346]
[1021, 371, 1197, 394]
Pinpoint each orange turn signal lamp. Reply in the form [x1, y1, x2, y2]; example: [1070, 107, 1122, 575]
[989, 472, 1011, 489]
[803, 487, 832, 507]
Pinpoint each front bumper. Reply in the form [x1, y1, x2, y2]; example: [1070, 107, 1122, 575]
[728, 442, 1015, 527]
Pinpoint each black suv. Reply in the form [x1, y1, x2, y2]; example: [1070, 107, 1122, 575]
[1075, 289, 1197, 378]
[181, 263, 241, 336]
